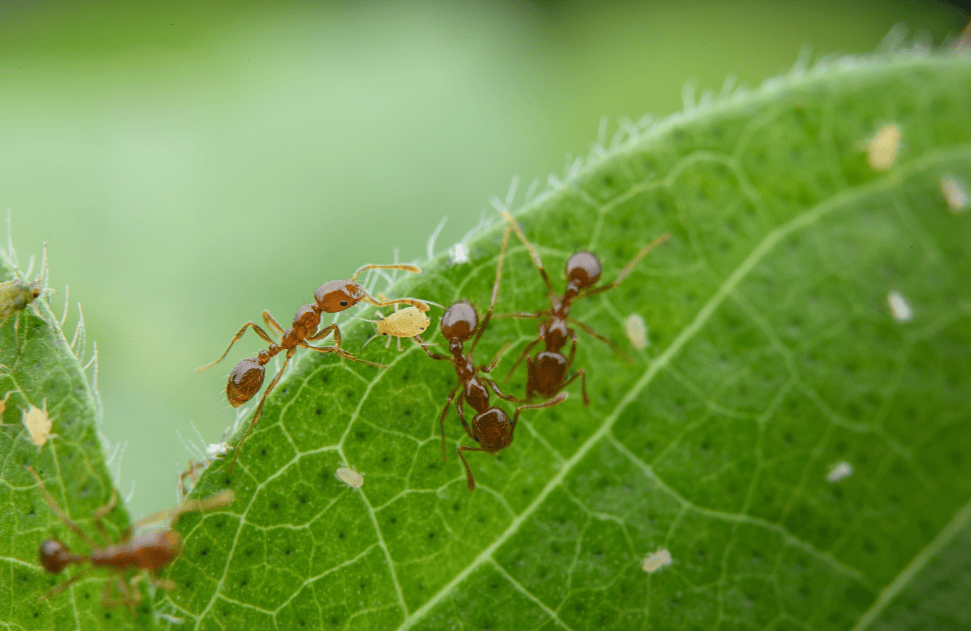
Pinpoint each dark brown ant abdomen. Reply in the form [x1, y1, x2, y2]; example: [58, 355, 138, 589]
[227, 358, 265, 407]
[39, 539, 82, 574]
[471, 408, 512, 451]
[90, 531, 181, 570]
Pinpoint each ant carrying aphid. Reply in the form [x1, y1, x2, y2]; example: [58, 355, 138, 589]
[499, 211, 669, 405]
[417, 227, 568, 491]
[198, 263, 429, 470]
[27, 466, 233, 614]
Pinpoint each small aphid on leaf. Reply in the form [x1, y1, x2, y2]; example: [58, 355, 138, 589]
[826, 460, 854, 483]
[625, 314, 648, 350]
[22, 400, 55, 447]
[641, 549, 673, 573]
[867, 124, 901, 171]
[887, 290, 913, 322]
[335, 465, 364, 488]
[941, 175, 969, 213]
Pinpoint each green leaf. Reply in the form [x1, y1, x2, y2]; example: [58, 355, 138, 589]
[179, 50, 969, 629]
[0, 250, 158, 628]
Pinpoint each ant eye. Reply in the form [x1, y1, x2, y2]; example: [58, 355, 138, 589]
[340, 300, 348, 307]
[473, 436, 480, 442]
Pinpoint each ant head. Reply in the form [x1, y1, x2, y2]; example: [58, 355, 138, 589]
[440, 301, 478, 341]
[227, 358, 265, 407]
[314, 280, 363, 313]
[471, 408, 513, 452]
[39, 539, 72, 574]
[565, 252, 602, 289]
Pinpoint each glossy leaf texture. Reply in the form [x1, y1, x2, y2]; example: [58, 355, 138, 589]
[155, 50, 969, 630]
[0, 256, 157, 628]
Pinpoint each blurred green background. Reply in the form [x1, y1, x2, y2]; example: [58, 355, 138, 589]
[1, 0, 967, 518]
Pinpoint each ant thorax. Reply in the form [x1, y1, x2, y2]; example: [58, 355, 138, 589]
[464, 379, 490, 413]
[539, 318, 570, 351]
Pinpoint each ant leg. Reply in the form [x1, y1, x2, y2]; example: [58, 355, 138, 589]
[307, 323, 341, 346]
[229, 348, 294, 472]
[456, 394, 474, 440]
[504, 337, 541, 381]
[350, 263, 421, 282]
[148, 571, 176, 591]
[567, 318, 632, 363]
[360, 292, 429, 312]
[480, 342, 514, 374]
[438, 385, 460, 460]
[456, 445, 489, 491]
[560, 370, 590, 407]
[178, 460, 204, 498]
[501, 211, 555, 301]
[26, 466, 99, 549]
[39, 567, 95, 602]
[128, 489, 235, 532]
[92, 488, 119, 544]
[472, 223, 512, 352]
[484, 377, 526, 404]
[580, 233, 671, 298]
[299, 343, 387, 369]
[511, 392, 568, 431]
[525, 356, 536, 400]
[413, 336, 450, 361]
[262, 310, 286, 336]
[197, 323, 275, 372]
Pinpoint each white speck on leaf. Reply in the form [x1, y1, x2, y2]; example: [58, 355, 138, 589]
[867, 124, 901, 171]
[625, 314, 648, 350]
[941, 175, 969, 213]
[449, 243, 469, 264]
[336, 466, 364, 488]
[827, 461, 854, 483]
[641, 549, 673, 573]
[887, 290, 913, 322]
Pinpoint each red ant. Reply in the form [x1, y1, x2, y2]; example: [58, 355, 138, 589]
[27, 466, 233, 614]
[198, 263, 428, 470]
[417, 227, 568, 491]
[499, 211, 669, 405]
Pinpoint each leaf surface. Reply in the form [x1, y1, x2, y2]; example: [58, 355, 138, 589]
[156, 51, 971, 630]
[0, 254, 157, 628]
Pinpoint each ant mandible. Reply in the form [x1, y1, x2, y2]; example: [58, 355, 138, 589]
[27, 466, 233, 614]
[198, 263, 429, 470]
[499, 211, 669, 405]
[417, 227, 568, 491]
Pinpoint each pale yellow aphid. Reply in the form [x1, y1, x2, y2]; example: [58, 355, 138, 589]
[625, 314, 648, 350]
[359, 297, 442, 351]
[887, 290, 913, 322]
[641, 549, 673, 573]
[826, 460, 854, 483]
[22, 400, 56, 447]
[0, 277, 42, 321]
[867, 123, 901, 171]
[335, 465, 364, 488]
[941, 175, 969, 213]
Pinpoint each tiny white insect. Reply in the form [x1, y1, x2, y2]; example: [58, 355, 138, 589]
[887, 290, 913, 322]
[827, 460, 854, 483]
[206, 441, 231, 459]
[22, 400, 55, 447]
[641, 549, 673, 574]
[449, 243, 470, 265]
[941, 175, 969, 213]
[867, 124, 901, 171]
[625, 314, 648, 350]
[335, 465, 365, 488]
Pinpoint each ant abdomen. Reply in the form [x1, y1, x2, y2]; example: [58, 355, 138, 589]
[565, 251, 602, 288]
[39, 539, 74, 574]
[227, 358, 265, 407]
[92, 531, 181, 570]
[471, 408, 513, 451]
